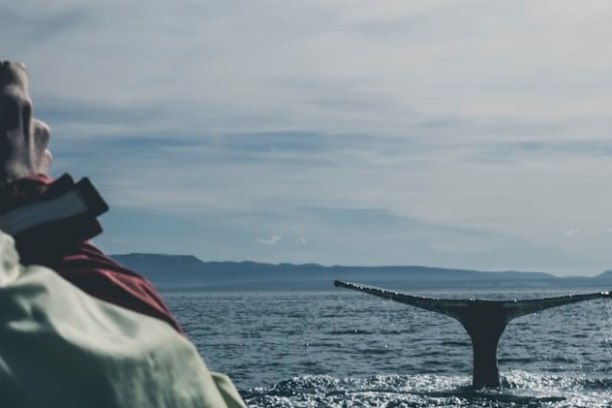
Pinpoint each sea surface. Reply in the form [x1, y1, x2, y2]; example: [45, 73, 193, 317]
[162, 287, 612, 408]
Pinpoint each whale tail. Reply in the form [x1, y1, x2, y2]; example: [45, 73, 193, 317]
[334, 280, 611, 388]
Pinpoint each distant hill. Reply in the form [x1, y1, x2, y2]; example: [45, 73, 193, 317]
[110, 253, 612, 291]
[597, 270, 612, 280]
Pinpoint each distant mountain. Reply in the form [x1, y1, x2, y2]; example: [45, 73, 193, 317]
[597, 270, 612, 280]
[110, 253, 612, 291]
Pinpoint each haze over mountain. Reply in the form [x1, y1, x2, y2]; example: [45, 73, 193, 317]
[111, 253, 612, 291]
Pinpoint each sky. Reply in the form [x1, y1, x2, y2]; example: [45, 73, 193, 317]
[3, 1, 612, 275]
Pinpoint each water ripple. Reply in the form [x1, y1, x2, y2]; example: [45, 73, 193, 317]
[162, 289, 612, 407]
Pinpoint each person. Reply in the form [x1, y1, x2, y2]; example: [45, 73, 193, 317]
[0, 60, 247, 408]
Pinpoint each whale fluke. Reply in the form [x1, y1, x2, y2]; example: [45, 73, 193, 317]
[334, 280, 611, 388]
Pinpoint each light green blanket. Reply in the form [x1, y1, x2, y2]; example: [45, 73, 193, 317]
[0, 232, 246, 408]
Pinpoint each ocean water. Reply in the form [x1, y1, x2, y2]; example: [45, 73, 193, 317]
[163, 287, 612, 407]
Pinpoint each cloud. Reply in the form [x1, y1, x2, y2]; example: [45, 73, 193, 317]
[4, 0, 611, 138]
[256, 235, 282, 246]
[48, 125, 612, 274]
[564, 228, 580, 237]
[0, 5, 90, 44]
[4, 1, 612, 274]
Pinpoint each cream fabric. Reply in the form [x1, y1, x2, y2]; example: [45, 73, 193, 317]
[0, 231, 246, 408]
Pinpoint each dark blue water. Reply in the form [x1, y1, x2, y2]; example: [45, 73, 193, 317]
[163, 288, 612, 407]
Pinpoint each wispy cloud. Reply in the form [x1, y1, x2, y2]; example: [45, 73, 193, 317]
[257, 235, 282, 246]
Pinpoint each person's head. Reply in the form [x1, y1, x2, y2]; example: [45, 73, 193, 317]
[0, 61, 51, 182]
